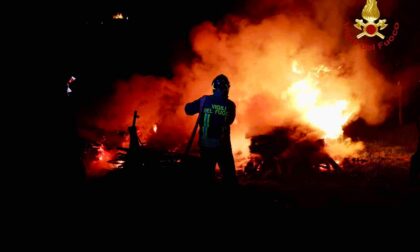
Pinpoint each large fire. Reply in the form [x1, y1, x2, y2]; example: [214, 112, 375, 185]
[287, 61, 356, 140]
[284, 60, 364, 162]
[82, 0, 396, 175]
[229, 59, 366, 168]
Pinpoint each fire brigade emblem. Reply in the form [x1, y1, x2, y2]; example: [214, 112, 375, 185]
[354, 0, 388, 39]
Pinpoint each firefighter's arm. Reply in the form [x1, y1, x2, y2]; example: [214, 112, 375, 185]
[185, 96, 205, 115]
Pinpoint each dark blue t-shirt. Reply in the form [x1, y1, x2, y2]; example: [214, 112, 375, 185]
[185, 93, 236, 148]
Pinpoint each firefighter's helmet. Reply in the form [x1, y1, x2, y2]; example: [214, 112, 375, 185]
[212, 74, 230, 91]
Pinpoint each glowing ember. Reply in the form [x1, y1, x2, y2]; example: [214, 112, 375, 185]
[97, 144, 105, 160]
[319, 166, 329, 172]
[153, 124, 158, 133]
[113, 13, 124, 20]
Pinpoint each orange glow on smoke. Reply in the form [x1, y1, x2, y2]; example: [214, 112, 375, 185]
[286, 61, 358, 140]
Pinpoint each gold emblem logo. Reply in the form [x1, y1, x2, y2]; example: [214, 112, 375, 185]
[354, 0, 388, 39]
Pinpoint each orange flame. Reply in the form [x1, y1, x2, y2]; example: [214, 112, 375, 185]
[112, 13, 124, 20]
[86, 144, 117, 177]
[97, 144, 105, 160]
[282, 61, 365, 163]
[286, 61, 358, 140]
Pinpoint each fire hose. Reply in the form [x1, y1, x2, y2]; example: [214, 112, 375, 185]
[184, 96, 207, 156]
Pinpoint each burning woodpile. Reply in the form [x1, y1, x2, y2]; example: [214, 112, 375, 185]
[83, 111, 203, 181]
[244, 127, 341, 179]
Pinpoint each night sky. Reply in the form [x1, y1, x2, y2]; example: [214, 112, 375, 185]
[60, 1, 242, 77]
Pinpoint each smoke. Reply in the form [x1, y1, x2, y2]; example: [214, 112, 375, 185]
[83, 0, 398, 171]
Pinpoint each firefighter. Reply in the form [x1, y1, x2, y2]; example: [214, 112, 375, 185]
[185, 74, 237, 186]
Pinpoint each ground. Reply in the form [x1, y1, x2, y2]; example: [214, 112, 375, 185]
[69, 121, 420, 209]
